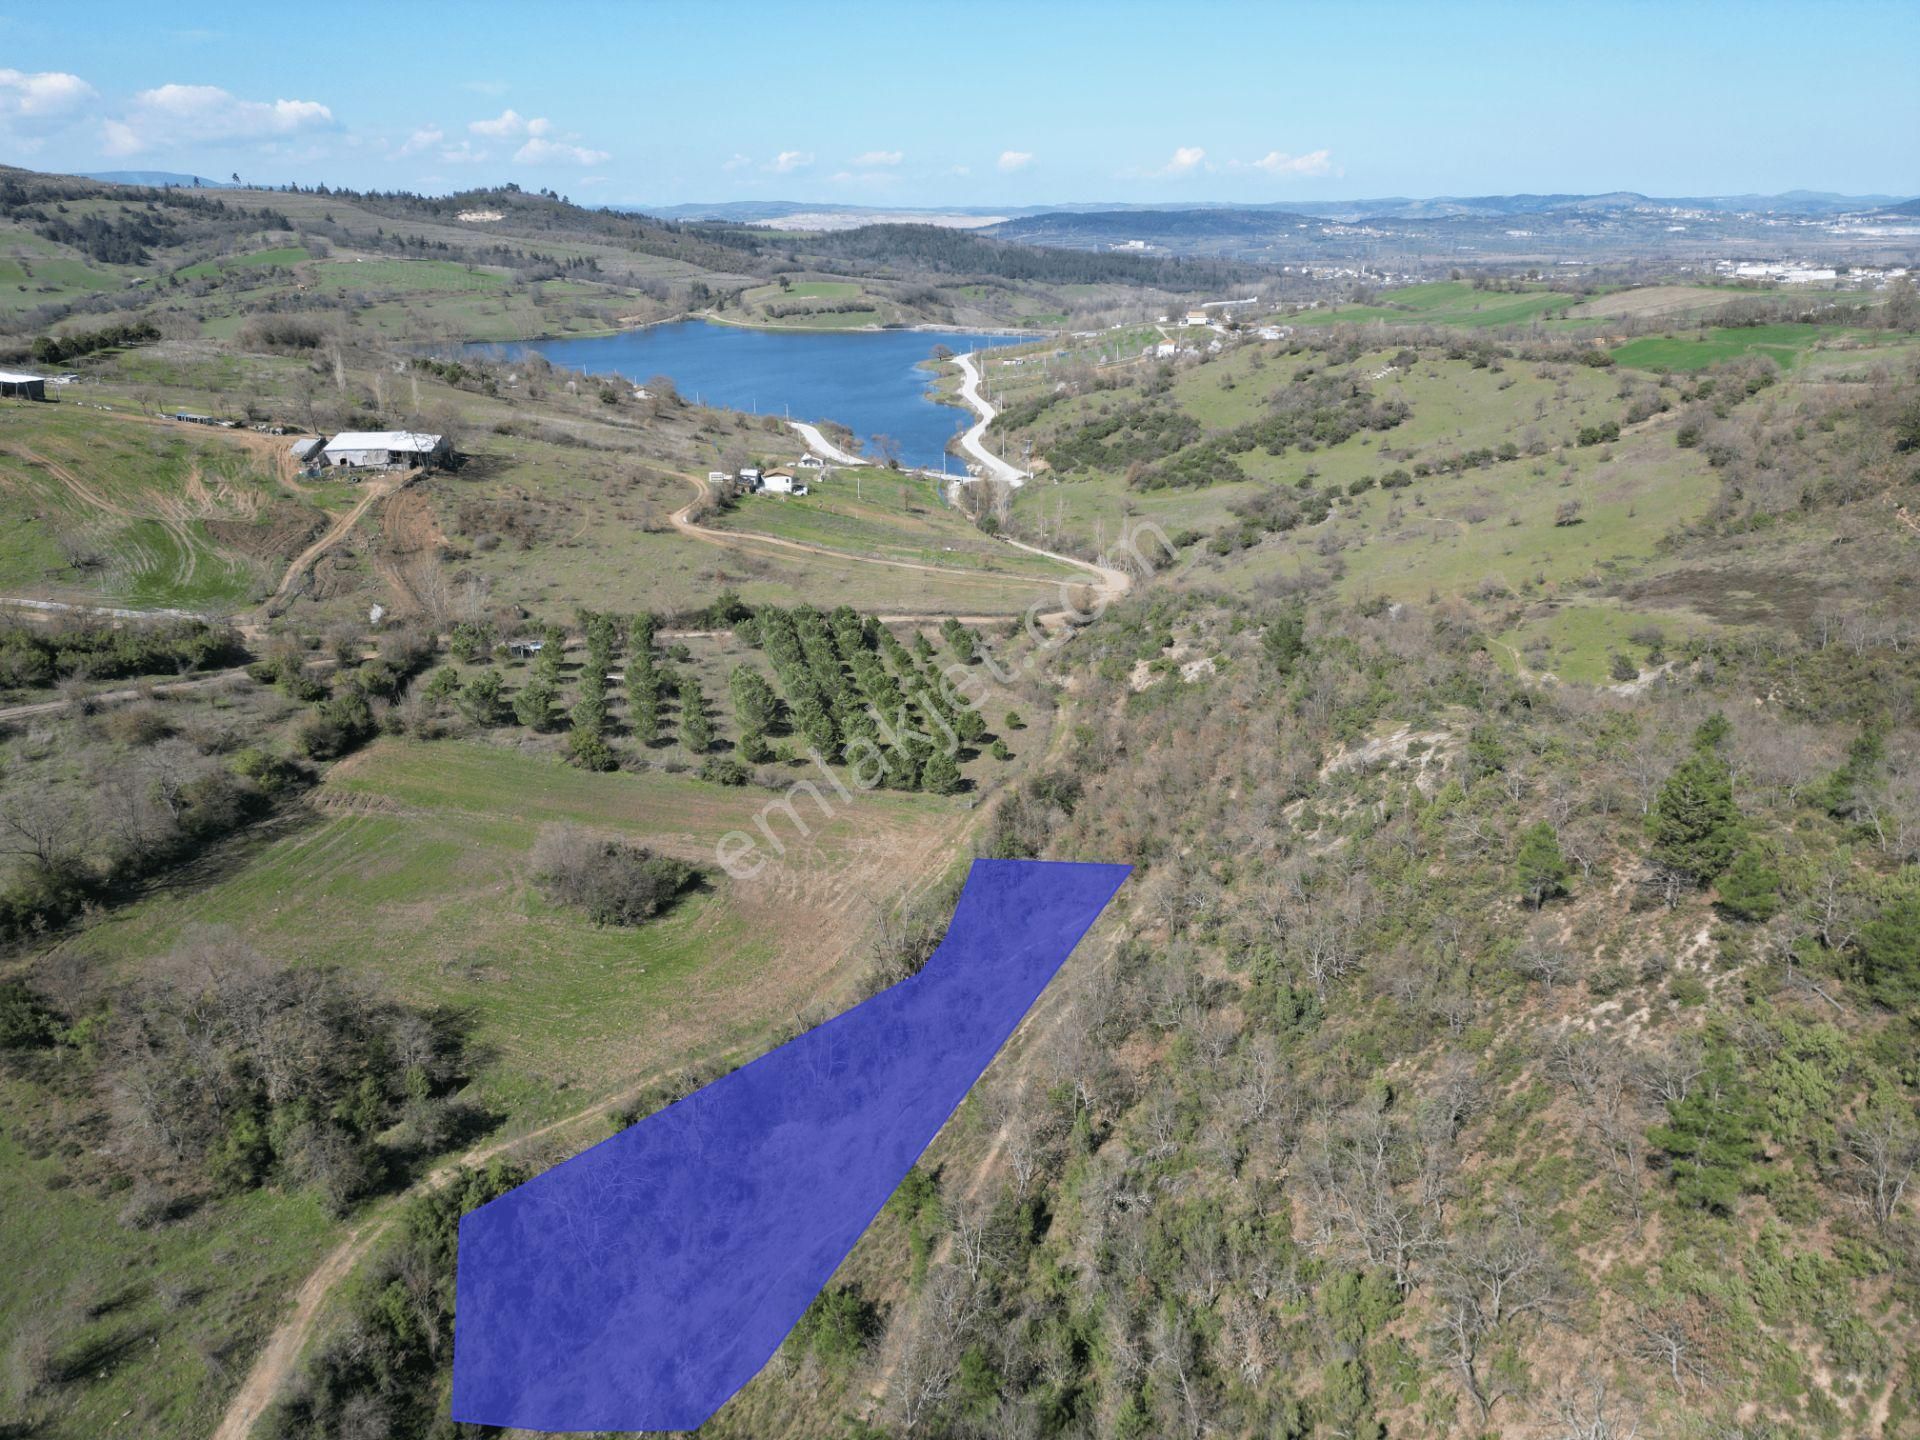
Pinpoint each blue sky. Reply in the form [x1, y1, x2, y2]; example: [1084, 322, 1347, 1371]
[2, 0, 1914, 205]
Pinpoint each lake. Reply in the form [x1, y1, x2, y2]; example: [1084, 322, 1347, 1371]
[476, 322, 1025, 470]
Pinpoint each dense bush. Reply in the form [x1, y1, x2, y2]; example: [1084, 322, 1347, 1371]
[0, 617, 245, 689]
[531, 825, 697, 925]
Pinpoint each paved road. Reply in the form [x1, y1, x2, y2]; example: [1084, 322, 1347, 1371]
[951, 352, 1028, 488]
[787, 421, 868, 467]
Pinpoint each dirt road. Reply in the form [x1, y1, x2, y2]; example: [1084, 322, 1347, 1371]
[669, 474, 1127, 625]
[268, 474, 401, 612]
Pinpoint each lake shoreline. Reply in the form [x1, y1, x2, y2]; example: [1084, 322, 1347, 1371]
[477, 322, 1029, 469]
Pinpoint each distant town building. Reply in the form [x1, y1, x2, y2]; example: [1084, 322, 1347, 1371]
[0, 371, 47, 400]
[1184, 308, 1211, 326]
[321, 430, 449, 470]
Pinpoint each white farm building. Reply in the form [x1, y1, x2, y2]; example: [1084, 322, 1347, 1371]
[0, 371, 48, 400]
[321, 430, 449, 470]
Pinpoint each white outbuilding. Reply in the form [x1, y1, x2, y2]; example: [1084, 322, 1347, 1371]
[321, 430, 449, 470]
[0, 371, 48, 400]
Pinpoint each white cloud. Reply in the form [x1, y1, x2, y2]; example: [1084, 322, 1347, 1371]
[469, 108, 528, 138]
[0, 68, 96, 152]
[723, 153, 752, 172]
[394, 124, 443, 157]
[0, 68, 95, 121]
[1252, 148, 1333, 177]
[102, 83, 333, 156]
[769, 150, 813, 173]
[515, 136, 609, 167]
[438, 141, 490, 165]
[997, 150, 1033, 172]
[1164, 146, 1208, 175]
[852, 149, 902, 167]
[468, 110, 607, 166]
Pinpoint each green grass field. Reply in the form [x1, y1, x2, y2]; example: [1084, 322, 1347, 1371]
[0, 255, 126, 311]
[0, 1121, 338, 1440]
[1005, 342, 1635, 561]
[1292, 281, 1582, 330]
[0, 405, 284, 610]
[310, 258, 511, 293]
[715, 472, 1078, 583]
[1494, 600, 1704, 684]
[60, 738, 961, 1120]
[8, 736, 965, 1437]
[175, 246, 312, 279]
[1610, 322, 1873, 371]
[1211, 424, 1719, 604]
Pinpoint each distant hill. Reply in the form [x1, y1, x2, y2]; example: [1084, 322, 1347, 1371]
[81, 171, 237, 189]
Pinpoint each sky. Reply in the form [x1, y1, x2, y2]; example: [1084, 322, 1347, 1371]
[2, 0, 1914, 208]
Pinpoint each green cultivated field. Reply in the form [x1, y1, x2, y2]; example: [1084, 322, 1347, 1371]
[1292, 280, 1582, 329]
[1610, 322, 1875, 371]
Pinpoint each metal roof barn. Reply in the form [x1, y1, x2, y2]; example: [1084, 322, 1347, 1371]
[321, 431, 448, 469]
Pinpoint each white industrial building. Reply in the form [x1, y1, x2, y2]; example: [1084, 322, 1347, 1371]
[321, 430, 449, 470]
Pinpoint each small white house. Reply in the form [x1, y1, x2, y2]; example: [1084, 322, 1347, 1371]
[796, 454, 825, 469]
[322, 430, 449, 470]
[763, 470, 808, 496]
[1184, 308, 1211, 326]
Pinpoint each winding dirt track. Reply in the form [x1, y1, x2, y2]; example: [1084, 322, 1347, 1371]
[267, 474, 401, 612]
[668, 473, 1129, 625]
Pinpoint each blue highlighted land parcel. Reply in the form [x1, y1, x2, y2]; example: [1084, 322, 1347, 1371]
[451, 857, 1130, 1432]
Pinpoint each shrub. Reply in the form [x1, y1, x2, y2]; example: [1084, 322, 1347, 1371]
[698, 756, 749, 786]
[531, 826, 697, 925]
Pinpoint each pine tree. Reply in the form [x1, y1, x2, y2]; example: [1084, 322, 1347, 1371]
[921, 746, 963, 795]
[680, 679, 713, 755]
[458, 671, 505, 727]
[1715, 846, 1782, 922]
[1649, 751, 1743, 882]
[513, 677, 558, 731]
[1514, 821, 1570, 908]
